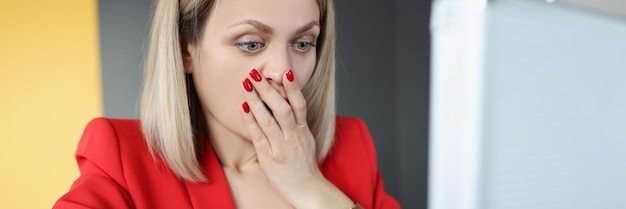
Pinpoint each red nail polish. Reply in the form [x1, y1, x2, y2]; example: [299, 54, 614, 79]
[242, 102, 250, 113]
[286, 69, 294, 82]
[243, 78, 253, 92]
[250, 69, 262, 82]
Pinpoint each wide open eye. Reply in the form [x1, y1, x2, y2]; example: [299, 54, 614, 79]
[235, 42, 265, 53]
[292, 41, 315, 53]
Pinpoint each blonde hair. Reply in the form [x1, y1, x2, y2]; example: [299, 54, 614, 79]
[141, 0, 336, 182]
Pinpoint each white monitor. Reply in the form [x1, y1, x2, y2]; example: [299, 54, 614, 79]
[429, 1, 626, 209]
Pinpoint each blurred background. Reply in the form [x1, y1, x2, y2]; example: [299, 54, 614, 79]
[0, 1, 102, 209]
[1, 0, 624, 209]
[430, 0, 626, 209]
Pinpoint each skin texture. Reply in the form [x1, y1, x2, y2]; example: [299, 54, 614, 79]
[184, 0, 353, 208]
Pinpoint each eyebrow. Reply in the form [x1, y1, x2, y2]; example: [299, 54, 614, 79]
[229, 19, 320, 35]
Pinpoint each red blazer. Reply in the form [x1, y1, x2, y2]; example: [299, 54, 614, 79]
[54, 116, 400, 209]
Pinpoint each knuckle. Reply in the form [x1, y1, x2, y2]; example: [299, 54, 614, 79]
[261, 118, 277, 128]
[296, 123, 309, 130]
[276, 105, 293, 118]
[251, 135, 263, 143]
[294, 101, 307, 112]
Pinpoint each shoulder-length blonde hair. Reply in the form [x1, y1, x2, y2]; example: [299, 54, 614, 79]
[140, 0, 337, 182]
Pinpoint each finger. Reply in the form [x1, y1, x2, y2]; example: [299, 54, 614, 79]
[240, 101, 273, 162]
[282, 69, 308, 125]
[247, 68, 298, 131]
[242, 76, 285, 148]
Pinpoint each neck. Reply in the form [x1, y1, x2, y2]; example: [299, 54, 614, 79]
[205, 114, 258, 172]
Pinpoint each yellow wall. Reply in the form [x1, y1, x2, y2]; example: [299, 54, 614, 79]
[0, 1, 102, 208]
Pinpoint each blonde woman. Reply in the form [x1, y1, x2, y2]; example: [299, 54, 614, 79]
[54, 0, 400, 208]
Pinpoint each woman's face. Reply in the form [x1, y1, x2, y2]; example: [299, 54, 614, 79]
[186, 0, 320, 139]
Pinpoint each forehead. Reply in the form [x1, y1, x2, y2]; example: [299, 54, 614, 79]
[208, 0, 320, 31]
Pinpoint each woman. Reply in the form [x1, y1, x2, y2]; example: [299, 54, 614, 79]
[54, 0, 400, 208]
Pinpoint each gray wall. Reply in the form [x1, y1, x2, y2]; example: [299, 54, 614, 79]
[99, 0, 430, 208]
[99, 0, 151, 118]
[334, 0, 429, 208]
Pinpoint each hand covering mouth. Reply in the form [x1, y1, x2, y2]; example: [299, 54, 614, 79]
[263, 99, 289, 114]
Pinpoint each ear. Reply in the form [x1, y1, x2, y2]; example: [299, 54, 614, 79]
[181, 40, 194, 74]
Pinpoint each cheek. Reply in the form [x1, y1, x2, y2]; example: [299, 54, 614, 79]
[192, 63, 241, 115]
[294, 53, 317, 88]
[195, 42, 250, 101]
[191, 43, 250, 131]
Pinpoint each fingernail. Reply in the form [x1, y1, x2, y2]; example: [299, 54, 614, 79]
[242, 102, 250, 113]
[250, 68, 262, 82]
[286, 69, 294, 82]
[243, 78, 253, 92]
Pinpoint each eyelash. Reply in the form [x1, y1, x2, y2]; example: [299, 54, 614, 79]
[234, 41, 316, 54]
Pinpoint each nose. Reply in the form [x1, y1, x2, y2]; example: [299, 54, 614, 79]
[258, 46, 292, 85]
